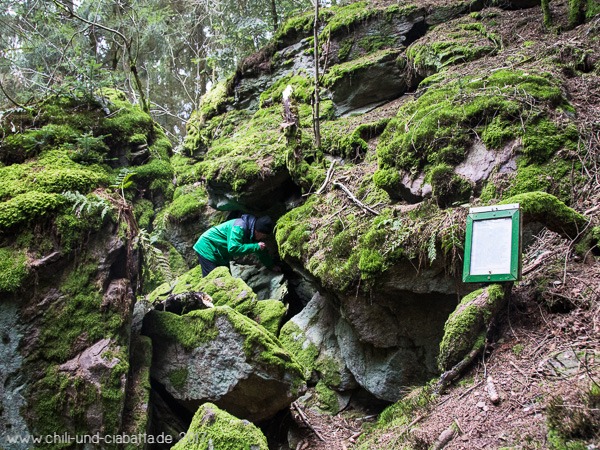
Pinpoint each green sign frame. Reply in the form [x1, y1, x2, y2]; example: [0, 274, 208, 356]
[463, 204, 521, 283]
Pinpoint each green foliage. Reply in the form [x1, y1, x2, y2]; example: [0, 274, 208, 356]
[62, 191, 112, 220]
[0, 247, 29, 293]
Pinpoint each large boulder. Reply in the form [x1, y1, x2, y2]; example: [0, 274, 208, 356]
[142, 306, 306, 422]
[148, 266, 287, 335]
[279, 292, 357, 391]
[172, 403, 268, 450]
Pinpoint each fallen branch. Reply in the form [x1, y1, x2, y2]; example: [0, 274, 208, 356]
[292, 401, 326, 442]
[436, 346, 482, 394]
[522, 250, 554, 275]
[316, 160, 336, 195]
[333, 181, 379, 216]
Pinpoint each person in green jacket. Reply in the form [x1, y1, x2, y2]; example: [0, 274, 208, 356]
[193, 214, 277, 277]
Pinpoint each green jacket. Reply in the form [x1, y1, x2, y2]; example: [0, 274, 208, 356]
[193, 217, 273, 268]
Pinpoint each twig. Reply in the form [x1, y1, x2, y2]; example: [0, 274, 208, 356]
[316, 160, 336, 194]
[522, 250, 554, 275]
[292, 402, 326, 442]
[333, 181, 379, 216]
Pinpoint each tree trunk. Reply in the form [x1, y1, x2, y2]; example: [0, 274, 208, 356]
[541, 0, 552, 27]
[312, 0, 321, 148]
[270, 0, 278, 32]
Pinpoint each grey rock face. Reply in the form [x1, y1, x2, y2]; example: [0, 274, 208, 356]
[143, 308, 305, 422]
[0, 302, 30, 450]
[230, 263, 288, 301]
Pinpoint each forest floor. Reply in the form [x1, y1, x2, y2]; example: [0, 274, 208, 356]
[285, 230, 600, 450]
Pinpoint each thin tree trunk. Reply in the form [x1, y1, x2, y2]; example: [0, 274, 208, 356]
[270, 0, 278, 32]
[541, 0, 552, 27]
[313, 0, 321, 148]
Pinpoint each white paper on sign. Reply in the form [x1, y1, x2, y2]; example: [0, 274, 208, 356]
[469, 217, 512, 276]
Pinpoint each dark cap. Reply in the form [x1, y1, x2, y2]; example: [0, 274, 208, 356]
[255, 216, 274, 234]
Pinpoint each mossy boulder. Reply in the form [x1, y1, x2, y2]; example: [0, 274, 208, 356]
[278, 293, 357, 390]
[172, 402, 268, 450]
[407, 18, 501, 77]
[148, 266, 287, 334]
[375, 69, 579, 205]
[141, 306, 306, 422]
[500, 191, 589, 240]
[438, 284, 507, 371]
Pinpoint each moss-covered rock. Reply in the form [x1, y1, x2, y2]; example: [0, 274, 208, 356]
[500, 191, 589, 240]
[438, 284, 507, 371]
[148, 267, 286, 332]
[142, 306, 306, 422]
[407, 19, 501, 77]
[375, 69, 578, 205]
[172, 402, 268, 450]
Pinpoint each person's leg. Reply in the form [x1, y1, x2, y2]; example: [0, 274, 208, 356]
[198, 255, 218, 277]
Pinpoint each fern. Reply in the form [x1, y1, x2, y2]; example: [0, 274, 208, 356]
[63, 190, 112, 219]
[111, 168, 136, 199]
[135, 228, 174, 285]
[427, 231, 437, 263]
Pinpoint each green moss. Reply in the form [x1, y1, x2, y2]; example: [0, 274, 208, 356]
[133, 198, 154, 229]
[145, 306, 305, 381]
[407, 21, 499, 74]
[358, 249, 385, 279]
[168, 367, 189, 391]
[0, 192, 64, 232]
[251, 300, 287, 335]
[314, 380, 339, 413]
[356, 384, 435, 449]
[278, 321, 319, 379]
[164, 188, 208, 222]
[501, 159, 579, 203]
[322, 49, 403, 88]
[500, 191, 588, 240]
[0, 247, 29, 293]
[546, 382, 600, 449]
[259, 74, 313, 107]
[376, 69, 573, 199]
[172, 402, 268, 450]
[193, 105, 296, 192]
[199, 81, 230, 120]
[428, 163, 473, 206]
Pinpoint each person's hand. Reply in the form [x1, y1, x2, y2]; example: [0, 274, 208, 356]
[258, 241, 267, 250]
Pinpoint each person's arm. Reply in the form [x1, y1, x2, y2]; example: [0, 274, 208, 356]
[227, 225, 261, 256]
